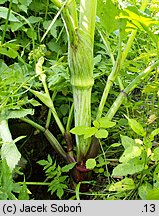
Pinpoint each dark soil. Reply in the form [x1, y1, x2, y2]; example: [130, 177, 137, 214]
[9, 119, 60, 199]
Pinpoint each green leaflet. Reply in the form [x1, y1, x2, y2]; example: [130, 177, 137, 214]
[5, 109, 34, 120]
[138, 182, 152, 200]
[0, 6, 19, 22]
[120, 135, 136, 149]
[70, 126, 90, 135]
[112, 152, 146, 176]
[0, 45, 19, 59]
[29, 89, 53, 108]
[70, 126, 108, 139]
[18, 180, 29, 200]
[153, 164, 159, 189]
[118, 5, 159, 32]
[151, 147, 159, 161]
[147, 188, 159, 200]
[70, 117, 114, 139]
[0, 120, 23, 172]
[86, 158, 96, 170]
[97, 0, 119, 34]
[1, 159, 14, 196]
[1, 141, 21, 172]
[98, 117, 116, 129]
[27, 16, 42, 24]
[84, 127, 98, 139]
[93, 120, 100, 129]
[61, 162, 76, 172]
[108, 177, 135, 192]
[119, 145, 142, 163]
[119, 135, 142, 163]
[149, 128, 159, 141]
[127, 117, 146, 137]
[95, 129, 108, 139]
[151, 147, 159, 162]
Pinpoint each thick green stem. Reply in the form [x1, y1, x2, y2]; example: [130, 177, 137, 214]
[68, 31, 94, 161]
[73, 87, 92, 160]
[61, 3, 78, 45]
[44, 129, 67, 159]
[45, 91, 57, 129]
[66, 1, 97, 161]
[51, 0, 97, 160]
[20, 117, 45, 133]
[67, 0, 78, 29]
[106, 60, 159, 120]
[79, 0, 97, 42]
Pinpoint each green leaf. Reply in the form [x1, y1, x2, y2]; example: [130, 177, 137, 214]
[119, 146, 142, 163]
[95, 129, 108, 138]
[94, 54, 101, 65]
[37, 160, 48, 166]
[18, 180, 29, 200]
[6, 109, 34, 119]
[19, 0, 32, 6]
[149, 128, 159, 141]
[1, 159, 13, 194]
[1, 142, 21, 172]
[138, 183, 153, 200]
[147, 188, 159, 200]
[118, 6, 159, 31]
[86, 158, 96, 170]
[69, 126, 98, 139]
[0, 0, 8, 4]
[97, 0, 119, 34]
[120, 135, 136, 149]
[10, 22, 23, 32]
[153, 164, 159, 188]
[26, 28, 37, 40]
[0, 7, 19, 22]
[84, 127, 98, 139]
[0, 46, 19, 59]
[59, 104, 69, 116]
[29, 99, 41, 107]
[57, 187, 64, 199]
[47, 154, 52, 164]
[93, 120, 100, 129]
[61, 162, 76, 172]
[18, 5, 28, 13]
[143, 137, 152, 149]
[98, 117, 116, 129]
[29, 89, 53, 108]
[70, 126, 90, 135]
[110, 143, 121, 148]
[59, 176, 68, 182]
[108, 177, 135, 192]
[112, 152, 146, 176]
[151, 147, 159, 162]
[27, 16, 42, 24]
[127, 117, 146, 137]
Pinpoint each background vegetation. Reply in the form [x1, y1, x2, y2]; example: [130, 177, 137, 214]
[0, 0, 159, 200]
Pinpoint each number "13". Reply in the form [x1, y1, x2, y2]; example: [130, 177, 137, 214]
[144, 204, 155, 213]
